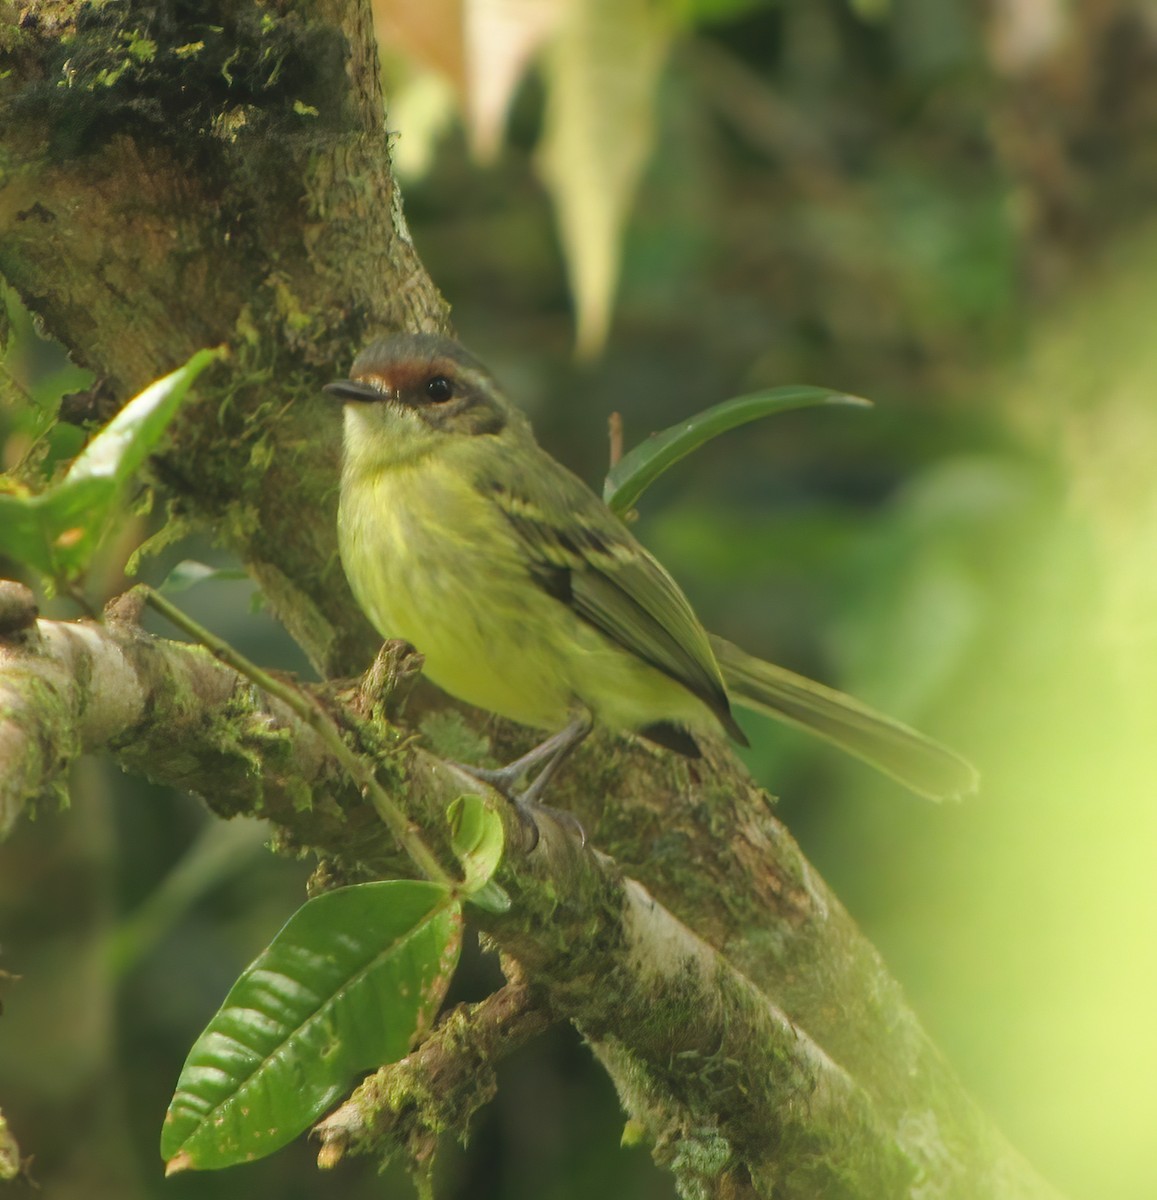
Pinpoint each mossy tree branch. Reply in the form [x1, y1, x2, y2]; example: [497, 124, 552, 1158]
[2, 0, 448, 677]
[0, 593, 1059, 1197]
[313, 971, 554, 1174]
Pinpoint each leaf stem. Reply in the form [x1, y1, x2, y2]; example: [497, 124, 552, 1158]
[607, 410, 623, 469]
[142, 587, 454, 886]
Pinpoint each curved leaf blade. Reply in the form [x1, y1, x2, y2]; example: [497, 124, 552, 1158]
[0, 348, 221, 580]
[64, 348, 222, 490]
[161, 880, 461, 1173]
[0, 488, 55, 576]
[47, 347, 222, 574]
[447, 793, 510, 913]
[603, 385, 870, 517]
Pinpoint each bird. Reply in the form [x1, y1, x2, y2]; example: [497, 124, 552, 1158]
[325, 332, 977, 831]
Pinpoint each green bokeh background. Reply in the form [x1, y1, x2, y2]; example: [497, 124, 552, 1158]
[3, 2, 1156, 1197]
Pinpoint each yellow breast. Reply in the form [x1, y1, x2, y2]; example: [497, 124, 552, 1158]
[337, 453, 577, 730]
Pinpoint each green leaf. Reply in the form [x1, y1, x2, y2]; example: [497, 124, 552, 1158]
[59, 347, 221, 507]
[603, 385, 870, 516]
[0, 348, 221, 580]
[0, 489, 56, 576]
[1, 282, 93, 443]
[447, 794, 510, 913]
[161, 880, 462, 1173]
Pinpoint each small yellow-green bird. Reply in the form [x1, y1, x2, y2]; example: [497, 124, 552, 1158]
[327, 333, 976, 825]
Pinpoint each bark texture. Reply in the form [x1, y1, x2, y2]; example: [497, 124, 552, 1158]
[0, 602, 1056, 1197]
[2, 0, 448, 676]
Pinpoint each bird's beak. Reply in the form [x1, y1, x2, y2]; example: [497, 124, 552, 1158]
[324, 379, 393, 403]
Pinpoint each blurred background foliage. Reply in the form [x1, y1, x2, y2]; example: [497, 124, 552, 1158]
[2, 0, 1156, 1196]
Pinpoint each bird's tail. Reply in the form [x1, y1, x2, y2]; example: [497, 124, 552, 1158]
[711, 634, 979, 802]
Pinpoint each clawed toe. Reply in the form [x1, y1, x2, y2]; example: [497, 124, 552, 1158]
[510, 798, 542, 851]
[447, 716, 592, 850]
[451, 763, 586, 850]
[511, 798, 586, 849]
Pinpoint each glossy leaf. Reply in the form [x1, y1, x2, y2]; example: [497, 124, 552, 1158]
[0, 348, 221, 580]
[603, 385, 870, 516]
[447, 793, 510, 912]
[161, 880, 462, 1173]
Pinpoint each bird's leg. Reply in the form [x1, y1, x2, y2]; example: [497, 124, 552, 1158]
[453, 720, 582, 794]
[515, 713, 593, 807]
[452, 713, 593, 846]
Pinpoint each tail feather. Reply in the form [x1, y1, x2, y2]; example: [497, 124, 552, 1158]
[710, 635, 979, 802]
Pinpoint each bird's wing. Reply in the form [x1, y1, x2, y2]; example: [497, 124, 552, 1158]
[477, 450, 746, 744]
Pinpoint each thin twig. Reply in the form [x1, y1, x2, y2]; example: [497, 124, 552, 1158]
[314, 974, 551, 1168]
[143, 587, 454, 886]
[608, 410, 624, 469]
[64, 579, 97, 619]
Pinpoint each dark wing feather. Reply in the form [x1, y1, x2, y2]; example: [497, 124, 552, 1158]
[478, 450, 746, 746]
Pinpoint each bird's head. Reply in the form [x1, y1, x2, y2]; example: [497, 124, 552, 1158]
[326, 333, 526, 469]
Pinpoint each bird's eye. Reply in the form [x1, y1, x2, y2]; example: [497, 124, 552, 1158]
[425, 376, 454, 402]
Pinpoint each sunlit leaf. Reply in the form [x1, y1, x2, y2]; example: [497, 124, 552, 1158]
[447, 793, 510, 912]
[0, 349, 221, 580]
[537, 0, 672, 357]
[372, 0, 469, 179]
[374, 0, 671, 352]
[603, 385, 870, 515]
[0, 480, 99, 578]
[65, 349, 221, 491]
[464, 0, 567, 161]
[162, 881, 462, 1173]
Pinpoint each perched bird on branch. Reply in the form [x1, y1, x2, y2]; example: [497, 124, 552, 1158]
[327, 333, 976, 830]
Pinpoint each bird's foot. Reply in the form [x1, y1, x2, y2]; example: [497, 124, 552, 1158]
[448, 758, 526, 800]
[448, 715, 593, 850]
[450, 759, 586, 851]
[512, 798, 586, 851]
